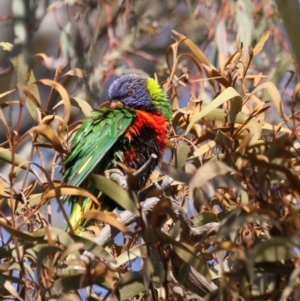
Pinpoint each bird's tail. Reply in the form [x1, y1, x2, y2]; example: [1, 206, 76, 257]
[65, 197, 93, 234]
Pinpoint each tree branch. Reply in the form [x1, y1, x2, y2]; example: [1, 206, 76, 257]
[81, 156, 219, 297]
[81, 197, 219, 297]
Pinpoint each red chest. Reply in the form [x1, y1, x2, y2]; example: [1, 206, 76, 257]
[122, 110, 169, 175]
[125, 110, 169, 153]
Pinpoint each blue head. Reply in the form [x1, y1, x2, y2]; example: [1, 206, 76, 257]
[108, 73, 172, 121]
[109, 73, 154, 111]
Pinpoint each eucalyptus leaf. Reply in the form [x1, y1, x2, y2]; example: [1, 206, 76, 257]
[92, 174, 138, 214]
[174, 141, 190, 170]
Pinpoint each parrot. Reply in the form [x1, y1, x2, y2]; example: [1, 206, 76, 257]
[62, 73, 172, 233]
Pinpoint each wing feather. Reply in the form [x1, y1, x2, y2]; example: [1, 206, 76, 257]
[63, 107, 134, 190]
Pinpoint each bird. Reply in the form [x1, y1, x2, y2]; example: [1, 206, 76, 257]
[62, 73, 172, 233]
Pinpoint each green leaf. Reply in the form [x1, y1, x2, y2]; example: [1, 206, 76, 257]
[111, 244, 147, 268]
[161, 162, 192, 184]
[92, 174, 138, 214]
[169, 220, 182, 239]
[8, 262, 35, 281]
[33, 228, 78, 251]
[0, 147, 31, 171]
[0, 219, 42, 242]
[116, 271, 145, 301]
[70, 233, 116, 263]
[279, 266, 300, 301]
[174, 141, 190, 170]
[250, 238, 295, 264]
[246, 237, 296, 283]
[35, 245, 62, 265]
[45, 274, 108, 298]
[0, 274, 24, 301]
[193, 212, 218, 227]
[26, 69, 41, 122]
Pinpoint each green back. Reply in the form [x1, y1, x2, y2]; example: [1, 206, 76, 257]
[63, 106, 134, 191]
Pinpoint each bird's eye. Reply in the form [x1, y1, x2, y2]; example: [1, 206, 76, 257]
[127, 88, 135, 96]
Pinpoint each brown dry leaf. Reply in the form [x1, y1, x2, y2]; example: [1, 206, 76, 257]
[251, 81, 288, 121]
[253, 31, 270, 56]
[237, 119, 262, 147]
[151, 197, 172, 228]
[70, 97, 93, 117]
[165, 41, 180, 89]
[216, 241, 242, 253]
[0, 178, 9, 198]
[40, 114, 64, 126]
[0, 108, 8, 132]
[177, 107, 194, 114]
[0, 89, 15, 99]
[172, 30, 212, 67]
[0, 100, 20, 109]
[33, 52, 51, 63]
[294, 82, 300, 95]
[173, 111, 201, 137]
[225, 48, 241, 69]
[0, 42, 14, 51]
[219, 51, 226, 74]
[42, 186, 100, 206]
[185, 87, 243, 134]
[34, 79, 71, 128]
[150, 169, 160, 181]
[191, 140, 216, 159]
[251, 94, 264, 107]
[30, 123, 67, 154]
[262, 122, 291, 133]
[83, 210, 130, 234]
[253, 72, 264, 87]
[18, 82, 41, 112]
[94, 261, 115, 290]
[169, 85, 179, 111]
[63, 68, 87, 78]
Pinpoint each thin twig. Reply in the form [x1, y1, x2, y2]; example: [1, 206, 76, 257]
[133, 154, 157, 179]
[81, 196, 219, 297]
[82, 197, 219, 259]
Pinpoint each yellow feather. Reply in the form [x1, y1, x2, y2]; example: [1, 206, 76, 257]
[68, 198, 84, 234]
[78, 155, 93, 174]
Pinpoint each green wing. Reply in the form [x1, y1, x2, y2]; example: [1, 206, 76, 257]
[63, 106, 134, 193]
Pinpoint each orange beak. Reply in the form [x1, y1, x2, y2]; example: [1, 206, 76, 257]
[110, 101, 123, 108]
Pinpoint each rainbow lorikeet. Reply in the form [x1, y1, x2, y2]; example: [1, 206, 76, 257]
[62, 73, 172, 233]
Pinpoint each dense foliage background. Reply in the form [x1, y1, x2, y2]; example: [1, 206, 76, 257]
[0, 0, 300, 300]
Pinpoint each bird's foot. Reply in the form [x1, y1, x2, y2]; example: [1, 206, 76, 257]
[104, 168, 127, 190]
